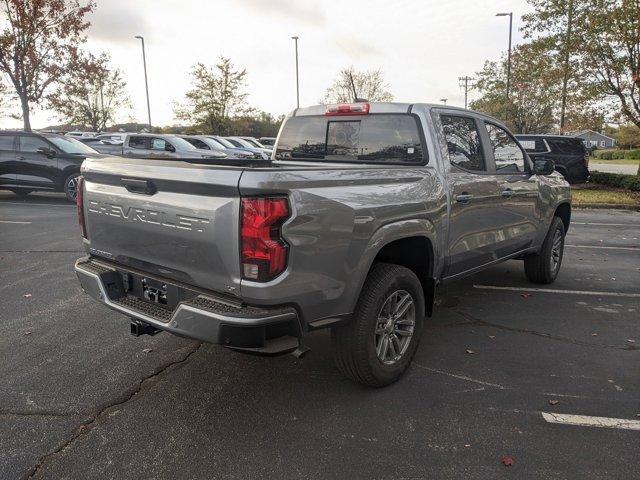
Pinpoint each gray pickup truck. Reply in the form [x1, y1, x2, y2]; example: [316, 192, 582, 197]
[74, 102, 571, 387]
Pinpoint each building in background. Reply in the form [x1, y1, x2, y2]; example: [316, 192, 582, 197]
[568, 130, 616, 149]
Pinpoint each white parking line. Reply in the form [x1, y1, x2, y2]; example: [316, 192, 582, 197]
[542, 412, 640, 431]
[0, 220, 32, 224]
[565, 245, 639, 251]
[573, 222, 638, 227]
[473, 285, 640, 298]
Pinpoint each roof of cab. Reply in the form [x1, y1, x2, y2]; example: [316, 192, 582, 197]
[292, 102, 482, 117]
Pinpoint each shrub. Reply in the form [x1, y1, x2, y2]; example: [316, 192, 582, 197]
[627, 149, 640, 160]
[592, 149, 640, 160]
[590, 171, 640, 191]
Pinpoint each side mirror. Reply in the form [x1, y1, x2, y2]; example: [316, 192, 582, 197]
[533, 159, 555, 175]
[37, 147, 56, 158]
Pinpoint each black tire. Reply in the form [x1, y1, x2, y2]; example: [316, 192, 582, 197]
[63, 172, 80, 202]
[331, 263, 425, 387]
[10, 189, 32, 197]
[524, 217, 565, 284]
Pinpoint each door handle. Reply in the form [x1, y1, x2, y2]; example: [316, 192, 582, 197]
[455, 193, 473, 204]
[501, 189, 515, 197]
[122, 178, 156, 195]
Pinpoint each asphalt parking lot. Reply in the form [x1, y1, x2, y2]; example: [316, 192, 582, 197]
[1, 191, 638, 479]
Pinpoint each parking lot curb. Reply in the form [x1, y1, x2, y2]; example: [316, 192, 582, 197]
[574, 203, 640, 211]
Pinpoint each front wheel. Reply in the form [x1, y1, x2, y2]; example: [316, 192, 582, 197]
[331, 263, 424, 387]
[524, 217, 565, 284]
[63, 172, 80, 202]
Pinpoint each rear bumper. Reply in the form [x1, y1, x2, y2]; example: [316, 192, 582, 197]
[75, 257, 301, 354]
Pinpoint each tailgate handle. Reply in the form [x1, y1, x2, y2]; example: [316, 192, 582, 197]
[122, 178, 156, 195]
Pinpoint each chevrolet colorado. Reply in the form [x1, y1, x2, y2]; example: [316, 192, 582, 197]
[75, 102, 571, 387]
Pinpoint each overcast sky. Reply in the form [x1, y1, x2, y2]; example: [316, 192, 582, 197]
[2, 0, 532, 129]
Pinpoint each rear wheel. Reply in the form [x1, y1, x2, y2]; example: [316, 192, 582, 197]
[524, 217, 565, 284]
[63, 172, 80, 202]
[331, 263, 424, 387]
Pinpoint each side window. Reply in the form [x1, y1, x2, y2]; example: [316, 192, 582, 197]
[19, 136, 50, 153]
[0, 135, 16, 151]
[485, 123, 525, 173]
[150, 137, 174, 151]
[129, 136, 148, 149]
[191, 139, 209, 149]
[440, 115, 485, 171]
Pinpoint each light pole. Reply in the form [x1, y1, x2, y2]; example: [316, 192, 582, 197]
[291, 36, 300, 108]
[440, 98, 448, 106]
[134, 35, 152, 130]
[458, 76, 475, 109]
[496, 13, 513, 101]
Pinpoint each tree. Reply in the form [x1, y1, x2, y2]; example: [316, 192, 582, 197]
[174, 57, 251, 134]
[48, 53, 129, 131]
[322, 67, 393, 104]
[607, 123, 640, 149]
[0, 0, 95, 131]
[524, 0, 640, 130]
[470, 42, 559, 133]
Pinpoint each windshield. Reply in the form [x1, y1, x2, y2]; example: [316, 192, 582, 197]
[232, 138, 255, 148]
[214, 137, 235, 148]
[167, 136, 197, 151]
[46, 135, 99, 154]
[275, 114, 426, 164]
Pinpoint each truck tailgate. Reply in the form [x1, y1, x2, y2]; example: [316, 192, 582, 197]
[81, 157, 243, 295]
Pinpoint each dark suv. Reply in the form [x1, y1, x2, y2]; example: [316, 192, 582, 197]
[0, 131, 101, 201]
[515, 134, 589, 184]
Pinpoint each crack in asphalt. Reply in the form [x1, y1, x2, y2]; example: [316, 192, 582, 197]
[451, 309, 638, 351]
[22, 342, 203, 480]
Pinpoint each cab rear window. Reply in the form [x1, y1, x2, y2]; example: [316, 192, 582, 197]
[275, 114, 426, 164]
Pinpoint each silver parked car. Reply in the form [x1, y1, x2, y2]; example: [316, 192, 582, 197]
[179, 135, 257, 160]
[225, 136, 272, 156]
[208, 136, 268, 159]
[122, 134, 227, 160]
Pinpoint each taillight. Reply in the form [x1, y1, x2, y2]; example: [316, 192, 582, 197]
[76, 176, 87, 238]
[241, 197, 290, 281]
[325, 103, 370, 116]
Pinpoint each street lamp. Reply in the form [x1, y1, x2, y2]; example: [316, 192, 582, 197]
[496, 13, 513, 101]
[134, 35, 152, 130]
[440, 98, 448, 105]
[291, 36, 300, 108]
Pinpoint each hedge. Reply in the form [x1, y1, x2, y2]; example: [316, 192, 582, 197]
[589, 171, 640, 191]
[592, 149, 640, 160]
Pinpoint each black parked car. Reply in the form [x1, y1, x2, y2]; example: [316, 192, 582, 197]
[515, 134, 589, 184]
[0, 131, 101, 201]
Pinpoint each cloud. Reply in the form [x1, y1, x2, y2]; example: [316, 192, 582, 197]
[89, 1, 150, 43]
[235, 0, 326, 25]
[333, 36, 382, 58]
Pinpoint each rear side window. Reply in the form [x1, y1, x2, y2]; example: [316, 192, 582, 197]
[0, 135, 15, 150]
[129, 136, 148, 149]
[440, 115, 485, 171]
[19, 136, 50, 153]
[546, 138, 586, 155]
[276, 114, 425, 164]
[188, 138, 209, 149]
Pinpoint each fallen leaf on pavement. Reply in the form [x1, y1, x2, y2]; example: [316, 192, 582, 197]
[142, 348, 153, 354]
[24, 331, 32, 336]
[465, 349, 475, 354]
[627, 339, 636, 343]
[489, 335, 495, 339]
[520, 293, 532, 299]
[548, 399, 559, 405]
[23, 293, 32, 298]
[501, 455, 515, 467]
[464, 444, 471, 447]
